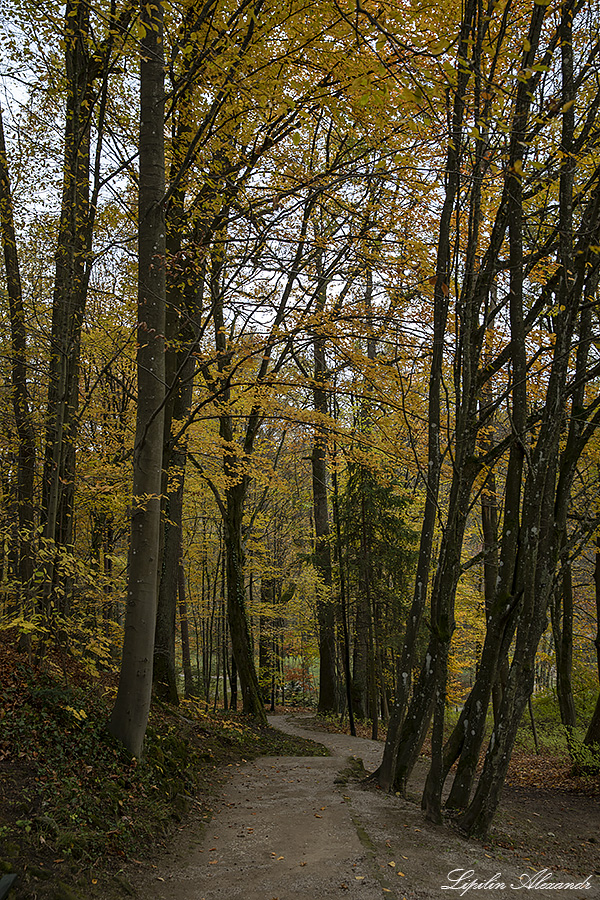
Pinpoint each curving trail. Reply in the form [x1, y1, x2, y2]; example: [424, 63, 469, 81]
[136, 714, 598, 900]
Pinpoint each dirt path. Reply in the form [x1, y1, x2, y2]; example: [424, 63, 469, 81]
[132, 714, 599, 900]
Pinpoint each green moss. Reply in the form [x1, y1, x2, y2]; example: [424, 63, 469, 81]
[29, 866, 52, 880]
[53, 882, 82, 900]
[335, 755, 367, 785]
[112, 875, 135, 896]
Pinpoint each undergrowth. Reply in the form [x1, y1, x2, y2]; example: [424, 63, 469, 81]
[0, 634, 328, 900]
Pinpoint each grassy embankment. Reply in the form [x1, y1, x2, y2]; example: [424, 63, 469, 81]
[0, 632, 328, 900]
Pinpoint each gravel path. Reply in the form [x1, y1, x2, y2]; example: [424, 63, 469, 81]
[134, 713, 598, 900]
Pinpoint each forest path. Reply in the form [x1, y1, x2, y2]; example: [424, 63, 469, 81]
[135, 713, 598, 900]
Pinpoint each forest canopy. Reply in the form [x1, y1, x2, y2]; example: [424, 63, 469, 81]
[0, 0, 599, 838]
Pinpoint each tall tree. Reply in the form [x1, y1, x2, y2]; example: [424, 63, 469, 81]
[375, 0, 475, 793]
[456, 0, 600, 836]
[109, 0, 166, 756]
[41, 0, 133, 612]
[373, 0, 600, 835]
[0, 109, 36, 619]
[311, 242, 338, 714]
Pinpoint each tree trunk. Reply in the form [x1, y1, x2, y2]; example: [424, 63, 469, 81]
[153, 329, 197, 702]
[359, 475, 378, 740]
[332, 449, 356, 735]
[551, 561, 577, 731]
[584, 537, 600, 752]
[479, 355, 507, 727]
[224, 481, 265, 721]
[108, 0, 166, 757]
[458, 72, 592, 827]
[459, 454, 559, 835]
[229, 652, 238, 711]
[438, 0, 551, 822]
[41, 0, 133, 614]
[178, 560, 195, 699]
[352, 590, 370, 720]
[154, 477, 183, 704]
[459, 451, 558, 835]
[312, 436, 338, 714]
[442, 359, 519, 812]
[0, 109, 36, 616]
[312, 249, 337, 714]
[207, 222, 266, 723]
[376, 0, 473, 790]
[153, 81, 200, 703]
[418, 455, 479, 819]
[41, 0, 93, 614]
[443, 600, 518, 810]
[259, 578, 275, 703]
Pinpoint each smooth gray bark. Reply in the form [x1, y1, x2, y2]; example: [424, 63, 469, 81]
[109, 0, 166, 757]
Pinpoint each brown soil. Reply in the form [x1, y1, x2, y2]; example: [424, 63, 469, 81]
[109, 713, 600, 900]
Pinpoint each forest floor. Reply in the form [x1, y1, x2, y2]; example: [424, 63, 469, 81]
[107, 712, 600, 900]
[0, 639, 328, 900]
[1, 638, 599, 900]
